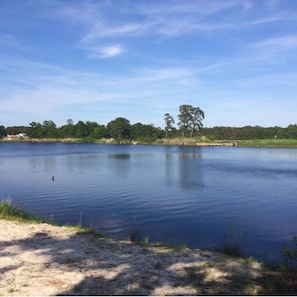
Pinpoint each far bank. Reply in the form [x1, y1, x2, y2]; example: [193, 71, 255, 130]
[2, 137, 297, 148]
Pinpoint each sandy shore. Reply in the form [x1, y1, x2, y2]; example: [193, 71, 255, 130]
[0, 219, 266, 295]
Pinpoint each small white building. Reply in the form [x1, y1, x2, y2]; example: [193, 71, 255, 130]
[5, 133, 29, 140]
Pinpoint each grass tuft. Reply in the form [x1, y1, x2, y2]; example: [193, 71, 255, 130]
[259, 265, 297, 295]
[129, 229, 140, 243]
[218, 218, 244, 257]
[75, 227, 105, 238]
[281, 236, 297, 268]
[0, 199, 43, 223]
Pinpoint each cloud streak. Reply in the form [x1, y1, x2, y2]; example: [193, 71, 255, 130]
[49, 0, 286, 40]
[250, 35, 297, 49]
[86, 44, 124, 59]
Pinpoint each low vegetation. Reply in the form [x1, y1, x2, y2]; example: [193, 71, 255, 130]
[3, 134, 297, 148]
[220, 220, 244, 257]
[237, 138, 297, 147]
[259, 234, 297, 295]
[281, 236, 297, 268]
[0, 200, 43, 223]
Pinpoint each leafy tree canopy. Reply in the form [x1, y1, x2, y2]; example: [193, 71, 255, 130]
[107, 117, 130, 139]
[178, 104, 205, 138]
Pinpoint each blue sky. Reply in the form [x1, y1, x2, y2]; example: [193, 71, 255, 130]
[1, 0, 297, 128]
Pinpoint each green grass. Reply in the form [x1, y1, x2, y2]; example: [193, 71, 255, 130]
[72, 225, 105, 238]
[216, 218, 244, 257]
[0, 200, 43, 223]
[0, 199, 105, 238]
[158, 137, 198, 146]
[159, 137, 297, 147]
[237, 138, 297, 147]
[157, 137, 297, 147]
[7, 136, 297, 147]
[259, 265, 297, 295]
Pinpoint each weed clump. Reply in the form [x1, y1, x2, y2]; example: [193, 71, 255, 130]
[129, 229, 140, 243]
[220, 218, 244, 257]
[0, 199, 41, 222]
[281, 236, 297, 268]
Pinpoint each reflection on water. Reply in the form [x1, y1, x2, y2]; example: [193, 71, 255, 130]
[178, 150, 204, 191]
[1, 143, 297, 263]
[108, 154, 131, 159]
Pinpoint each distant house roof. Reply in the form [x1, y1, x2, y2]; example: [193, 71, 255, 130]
[5, 133, 29, 140]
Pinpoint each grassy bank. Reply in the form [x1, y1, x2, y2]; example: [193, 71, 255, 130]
[236, 138, 297, 147]
[2, 136, 297, 147]
[1, 138, 81, 143]
[157, 137, 297, 147]
[0, 200, 104, 237]
[0, 200, 44, 223]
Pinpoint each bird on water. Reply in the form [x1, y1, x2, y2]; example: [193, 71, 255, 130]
[52, 176, 55, 182]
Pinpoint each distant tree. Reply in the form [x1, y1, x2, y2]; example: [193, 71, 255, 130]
[0, 126, 6, 138]
[190, 106, 205, 137]
[84, 121, 108, 140]
[85, 121, 98, 135]
[178, 105, 192, 138]
[74, 121, 88, 138]
[91, 125, 108, 139]
[178, 104, 205, 137]
[42, 120, 58, 138]
[201, 125, 297, 141]
[130, 123, 162, 142]
[130, 123, 145, 139]
[27, 122, 43, 138]
[6, 125, 28, 135]
[286, 124, 297, 139]
[164, 113, 175, 139]
[59, 119, 75, 138]
[66, 118, 74, 125]
[107, 117, 130, 139]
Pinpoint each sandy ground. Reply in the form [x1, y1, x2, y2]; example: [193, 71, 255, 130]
[0, 219, 266, 295]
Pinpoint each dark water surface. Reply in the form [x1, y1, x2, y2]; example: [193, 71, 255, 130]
[1, 143, 297, 262]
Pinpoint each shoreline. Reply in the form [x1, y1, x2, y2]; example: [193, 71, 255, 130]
[1, 197, 296, 295]
[2, 137, 297, 148]
[0, 219, 267, 295]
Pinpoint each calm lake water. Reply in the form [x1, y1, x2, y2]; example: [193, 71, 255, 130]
[1, 142, 297, 262]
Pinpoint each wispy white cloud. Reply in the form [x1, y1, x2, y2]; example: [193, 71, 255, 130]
[48, 0, 280, 40]
[5, 0, 296, 41]
[250, 35, 297, 49]
[134, 0, 253, 16]
[0, 54, 203, 125]
[86, 44, 124, 59]
[82, 22, 152, 41]
[1, 35, 297, 126]
[244, 34, 297, 65]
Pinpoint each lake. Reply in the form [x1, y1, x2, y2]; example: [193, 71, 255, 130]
[1, 142, 297, 263]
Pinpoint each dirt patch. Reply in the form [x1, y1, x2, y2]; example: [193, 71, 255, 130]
[0, 219, 266, 295]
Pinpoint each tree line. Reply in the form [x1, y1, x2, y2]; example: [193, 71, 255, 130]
[202, 125, 297, 140]
[0, 104, 205, 142]
[1, 104, 297, 141]
[0, 119, 162, 143]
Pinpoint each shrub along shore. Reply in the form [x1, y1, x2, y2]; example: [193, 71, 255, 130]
[2, 137, 297, 147]
[0, 200, 297, 295]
